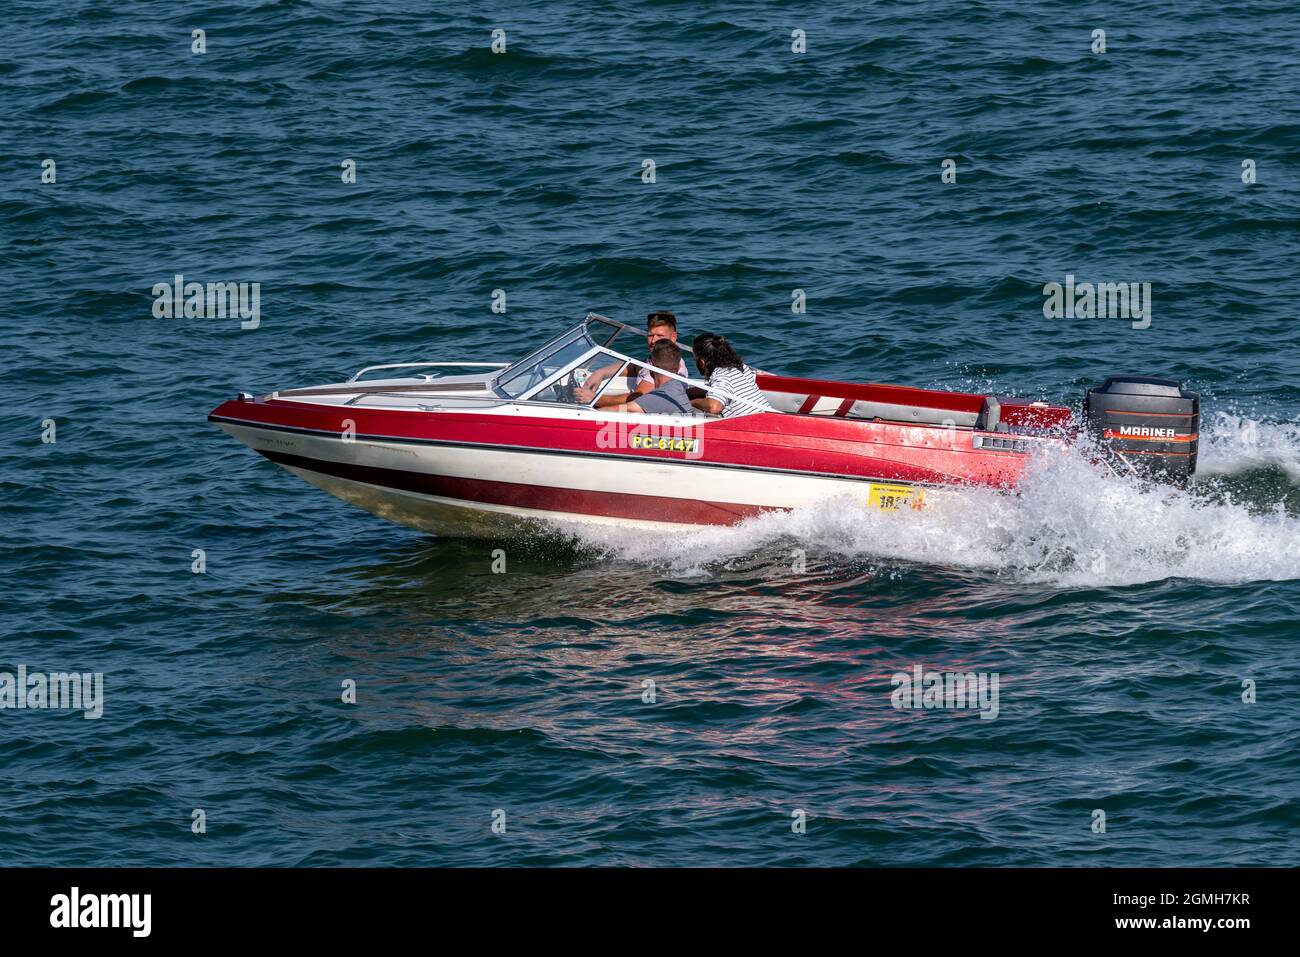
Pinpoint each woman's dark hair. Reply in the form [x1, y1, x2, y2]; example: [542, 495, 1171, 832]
[691, 333, 744, 376]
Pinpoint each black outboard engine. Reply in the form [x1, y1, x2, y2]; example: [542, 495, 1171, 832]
[1083, 376, 1199, 484]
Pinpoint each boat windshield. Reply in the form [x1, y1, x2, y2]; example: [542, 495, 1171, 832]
[490, 312, 769, 415]
[495, 314, 630, 400]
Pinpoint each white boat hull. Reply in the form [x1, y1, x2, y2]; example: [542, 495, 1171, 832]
[217, 420, 929, 537]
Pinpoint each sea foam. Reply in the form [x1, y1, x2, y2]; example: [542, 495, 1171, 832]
[560, 414, 1300, 587]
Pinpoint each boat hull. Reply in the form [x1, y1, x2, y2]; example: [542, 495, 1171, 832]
[210, 392, 1038, 537]
[213, 416, 935, 537]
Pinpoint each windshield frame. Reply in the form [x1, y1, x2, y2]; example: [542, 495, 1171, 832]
[493, 313, 629, 391]
[515, 342, 616, 403]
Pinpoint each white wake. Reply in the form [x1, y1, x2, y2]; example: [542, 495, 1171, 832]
[562, 413, 1300, 587]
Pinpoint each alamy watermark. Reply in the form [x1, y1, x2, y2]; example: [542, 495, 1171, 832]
[1042, 274, 1151, 330]
[0, 665, 103, 719]
[597, 418, 706, 460]
[50, 887, 150, 937]
[151, 273, 260, 329]
[891, 664, 1000, 719]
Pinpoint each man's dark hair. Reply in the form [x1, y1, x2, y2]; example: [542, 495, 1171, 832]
[691, 333, 744, 376]
[649, 339, 682, 374]
[647, 310, 677, 332]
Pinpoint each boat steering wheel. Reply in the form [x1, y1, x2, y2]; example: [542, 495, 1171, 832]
[563, 367, 592, 404]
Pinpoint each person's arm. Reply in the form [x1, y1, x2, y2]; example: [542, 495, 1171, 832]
[692, 397, 723, 415]
[586, 366, 615, 388]
[694, 374, 725, 415]
[591, 376, 653, 408]
[576, 361, 635, 404]
[573, 367, 610, 404]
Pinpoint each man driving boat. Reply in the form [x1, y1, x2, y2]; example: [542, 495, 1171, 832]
[575, 310, 688, 407]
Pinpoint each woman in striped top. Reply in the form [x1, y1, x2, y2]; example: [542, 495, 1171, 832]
[689, 333, 776, 418]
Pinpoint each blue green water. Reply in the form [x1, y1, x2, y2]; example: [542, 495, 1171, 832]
[2, 0, 1298, 865]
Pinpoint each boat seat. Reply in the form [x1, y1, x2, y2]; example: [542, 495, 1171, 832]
[757, 374, 1000, 431]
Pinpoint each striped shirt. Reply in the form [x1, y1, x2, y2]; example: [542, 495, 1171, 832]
[706, 365, 775, 418]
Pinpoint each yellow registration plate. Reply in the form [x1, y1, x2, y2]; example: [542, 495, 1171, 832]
[867, 482, 925, 511]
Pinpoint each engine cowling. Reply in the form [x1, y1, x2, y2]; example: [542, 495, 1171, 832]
[1083, 376, 1199, 484]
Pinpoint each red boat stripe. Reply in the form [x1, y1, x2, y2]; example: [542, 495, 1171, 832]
[211, 410, 975, 486]
[210, 395, 1033, 489]
[834, 398, 856, 417]
[261, 450, 773, 525]
[797, 394, 820, 414]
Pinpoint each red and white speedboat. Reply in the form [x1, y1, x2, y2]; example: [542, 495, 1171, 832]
[209, 314, 1199, 536]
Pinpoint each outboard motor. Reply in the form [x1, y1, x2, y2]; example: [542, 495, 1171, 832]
[1083, 376, 1199, 484]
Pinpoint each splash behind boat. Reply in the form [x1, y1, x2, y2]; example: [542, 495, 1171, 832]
[208, 314, 1199, 536]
